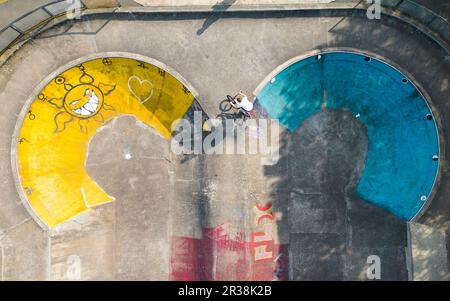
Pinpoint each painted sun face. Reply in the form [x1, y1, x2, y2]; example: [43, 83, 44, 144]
[48, 76, 116, 134]
[64, 84, 104, 118]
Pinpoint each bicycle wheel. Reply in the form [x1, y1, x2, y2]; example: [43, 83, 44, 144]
[219, 98, 233, 112]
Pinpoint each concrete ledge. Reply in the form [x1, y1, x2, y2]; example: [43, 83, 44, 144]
[82, 0, 119, 9]
[1, 1, 449, 63]
[58, 5, 450, 56]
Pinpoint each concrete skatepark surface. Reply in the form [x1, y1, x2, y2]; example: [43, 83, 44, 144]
[0, 1, 449, 281]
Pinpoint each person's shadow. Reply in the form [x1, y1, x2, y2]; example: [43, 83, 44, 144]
[197, 0, 237, 35]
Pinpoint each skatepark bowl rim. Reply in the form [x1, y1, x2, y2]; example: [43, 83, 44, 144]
[254, 48, 443, 223]
[10, 51, 200, 231]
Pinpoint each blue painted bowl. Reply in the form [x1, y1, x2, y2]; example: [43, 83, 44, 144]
[256, 51, 440, 221]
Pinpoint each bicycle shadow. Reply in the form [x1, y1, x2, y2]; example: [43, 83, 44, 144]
[215, 98, 246, 121]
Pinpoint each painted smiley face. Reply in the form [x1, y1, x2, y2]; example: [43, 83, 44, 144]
[63, 84, 104, 118]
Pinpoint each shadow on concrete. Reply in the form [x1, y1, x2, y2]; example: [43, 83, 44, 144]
[326, 10, 450, 235]
[258, 10, 449, 279]
[264, 108, 409, 280]
[197, 0, 237, 36]
[329, 9, 450, 279]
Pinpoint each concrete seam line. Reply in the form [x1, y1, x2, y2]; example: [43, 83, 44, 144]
[0, 240, 3, 281]
[406, 222, 414, 281]
[47, 233, 51, 280]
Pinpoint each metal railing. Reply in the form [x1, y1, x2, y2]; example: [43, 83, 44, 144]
[381, 0, 449, 48]
[0, 0, 86, 56]
[0, 0, 448, 57]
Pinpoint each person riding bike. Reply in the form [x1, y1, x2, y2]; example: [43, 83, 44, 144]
[229, 91, 256, 118]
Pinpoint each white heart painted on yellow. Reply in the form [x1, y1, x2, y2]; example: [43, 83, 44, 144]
[128, 75, 154, 104]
